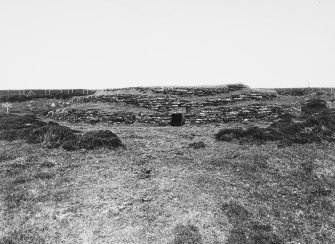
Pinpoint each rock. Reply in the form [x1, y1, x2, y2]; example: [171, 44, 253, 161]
[118, 205, 126, 211]
[123, 201, 133, 206]
[141, 196, 153, 202]
[108, 207, 120, 216]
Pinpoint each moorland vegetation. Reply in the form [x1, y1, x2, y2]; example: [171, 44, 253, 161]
[215, 98, 335, 146]
[0, 114, 124, 150]
[0, 86, 334, 243]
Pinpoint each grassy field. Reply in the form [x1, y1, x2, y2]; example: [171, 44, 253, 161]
[0, 92, 334, 243]
[1, 119, 334, 243]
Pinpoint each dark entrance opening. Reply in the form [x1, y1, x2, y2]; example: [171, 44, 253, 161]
[170, 113, 185, 126]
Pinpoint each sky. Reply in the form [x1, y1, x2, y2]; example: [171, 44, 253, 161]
[1, 0, 334, 89]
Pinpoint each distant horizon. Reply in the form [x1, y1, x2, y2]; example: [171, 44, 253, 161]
[1, 83, 335, 91]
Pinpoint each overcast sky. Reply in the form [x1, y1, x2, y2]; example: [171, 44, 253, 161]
[1, 0, 334, 89]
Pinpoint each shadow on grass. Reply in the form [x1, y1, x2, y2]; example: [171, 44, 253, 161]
[0, 229, 46, 244]
[172, 224, 203, 244]
[34, 172, 55, 180]
[222, 201, 283, 244]
[0, 154, 15, 163]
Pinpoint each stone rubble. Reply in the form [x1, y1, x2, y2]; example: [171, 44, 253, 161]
[51, 87, 297, 125]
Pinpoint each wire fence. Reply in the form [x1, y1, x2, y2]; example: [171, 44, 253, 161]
[0, 89, 96, 98]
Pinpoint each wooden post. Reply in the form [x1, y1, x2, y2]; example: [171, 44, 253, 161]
[2, 102, 12, 114]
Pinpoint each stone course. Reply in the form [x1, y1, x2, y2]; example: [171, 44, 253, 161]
[52, 104, 296, 126]
[185, 104, 296, 124]
[133, 85, 247, 96]
[51, 87, 294, 125]
[53, 108, 136, 124]
[72, 91, 277, 113]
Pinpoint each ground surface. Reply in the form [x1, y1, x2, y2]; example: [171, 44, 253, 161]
[1, 120, 334, 243]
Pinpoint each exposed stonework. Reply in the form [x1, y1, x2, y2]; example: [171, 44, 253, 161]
[52, 104, 297, 126]
[53, 108, 136, 124]
[133, 85, 248, 96]
[185, 104, 297, 124]
[51, 87, 291, 126]
[72, 91, 277, 113]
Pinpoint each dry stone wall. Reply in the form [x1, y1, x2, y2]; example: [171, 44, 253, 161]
[52, 104, 296, 126]
[72, 91, 277, 113]
[186, 104, 297, 124]
[53, 108, 136, 124]
[51, 87, 291, 125]
[133, 85, 248, 96]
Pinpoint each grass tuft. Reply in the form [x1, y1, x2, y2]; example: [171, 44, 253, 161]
[0, 114, 124, 151]
[79, 130, 124, 150]
[188, 141, 206, 149]
[34, 172, 55, 180]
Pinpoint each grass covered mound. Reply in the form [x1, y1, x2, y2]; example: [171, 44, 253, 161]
[301, 98, 329, 115]
[0, 114, 124, 150]
[78, 130, 124, 150]
[216, 98, 335, 146]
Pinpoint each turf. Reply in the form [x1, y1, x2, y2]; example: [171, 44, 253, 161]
[0, 122, 334, 243]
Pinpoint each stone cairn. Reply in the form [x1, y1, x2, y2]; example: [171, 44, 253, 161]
[53, 87, 296, 125]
